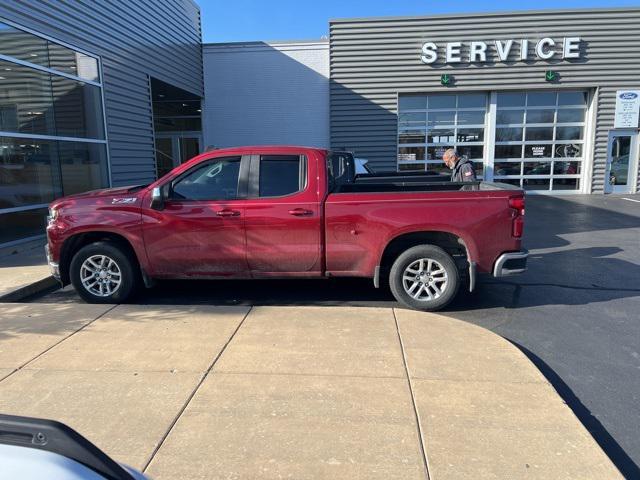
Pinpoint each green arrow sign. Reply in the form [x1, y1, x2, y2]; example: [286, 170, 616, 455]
[440, 74, 452, 86]
[545, 70, 558, 82]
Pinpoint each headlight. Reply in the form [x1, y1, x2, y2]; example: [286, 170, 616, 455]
[47, 206, 59, 224]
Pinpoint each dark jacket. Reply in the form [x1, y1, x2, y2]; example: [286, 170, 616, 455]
[451, 157, 477, 182]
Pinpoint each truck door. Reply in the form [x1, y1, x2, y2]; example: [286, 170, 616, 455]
[142, 155, 249, 277]
[244, 152, 322, 275]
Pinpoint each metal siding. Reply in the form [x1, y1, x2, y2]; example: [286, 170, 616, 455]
[202, 41, 329, 149]
[330, 8, 640, 192]
[0, 0, 203, 186]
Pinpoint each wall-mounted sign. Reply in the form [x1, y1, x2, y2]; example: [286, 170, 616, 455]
[545, 70, 558, 82]
[421, 37, 581, 65]
[440, 73, 452, 86]
[614, 90, 640, 129]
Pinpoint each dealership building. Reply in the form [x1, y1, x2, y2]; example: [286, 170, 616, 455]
[1, 4, 639, 246]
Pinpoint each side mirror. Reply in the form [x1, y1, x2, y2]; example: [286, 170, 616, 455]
[150, 186, 165, 211]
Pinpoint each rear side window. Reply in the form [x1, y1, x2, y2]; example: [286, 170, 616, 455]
[171, 156, 241, 201]
[259, 155, 306, 197]
[328, 152, 355, 187]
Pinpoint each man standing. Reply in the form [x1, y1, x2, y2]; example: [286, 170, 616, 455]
[443, 148, 477, 182]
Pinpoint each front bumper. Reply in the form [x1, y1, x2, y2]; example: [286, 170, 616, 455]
[45, 244, 60, 280]
[493, 250, 528, 277]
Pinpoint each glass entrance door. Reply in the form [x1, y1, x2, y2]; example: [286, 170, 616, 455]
[154, 133, 202, 179]
[605, 131, 638, 194]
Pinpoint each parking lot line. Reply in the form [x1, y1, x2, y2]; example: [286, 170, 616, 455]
[622, 197, 640, 203]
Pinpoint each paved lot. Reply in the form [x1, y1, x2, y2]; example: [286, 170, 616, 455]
[28, 194, 640, 477]
[0, 303, 619, 479]
[0, 240, 52, 300]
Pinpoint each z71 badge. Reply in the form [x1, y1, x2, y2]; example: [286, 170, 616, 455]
[111, 198, 137, 204]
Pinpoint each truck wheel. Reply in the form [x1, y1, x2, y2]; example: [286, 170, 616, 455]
[70, 241, 139, 304]
[389, 245, 459, 311]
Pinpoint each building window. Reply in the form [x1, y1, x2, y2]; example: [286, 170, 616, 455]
[0, 20, 108, 245]
[493, 90, 586, 191]
[398, 93, 487, 177]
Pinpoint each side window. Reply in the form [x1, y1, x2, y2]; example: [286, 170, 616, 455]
[171, 156, 241, 201]
[259, 155, 306, 197]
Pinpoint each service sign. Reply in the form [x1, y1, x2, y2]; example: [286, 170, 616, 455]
[420, 37, 581, 65]
[614, 91, 640, 129]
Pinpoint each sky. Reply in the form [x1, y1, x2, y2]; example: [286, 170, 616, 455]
[199, 0, 638, 43]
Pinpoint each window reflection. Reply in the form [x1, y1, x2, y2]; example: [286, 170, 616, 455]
[0, 60, 56, 135]
[0, 138, 60, 208]
[0, 22, 48, 66]
[58, 142, 108, 195]
[0, 21, 107, 245]
[0, 21, 99, 82]
[51, 75, 104, 139]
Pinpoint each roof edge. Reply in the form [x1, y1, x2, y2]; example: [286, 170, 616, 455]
[330, 6, 640, 24]
[203, 38, 328, 48]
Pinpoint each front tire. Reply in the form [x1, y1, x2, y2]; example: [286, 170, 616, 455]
[389, 245, 460, 311]
[70, 241, 139, 304]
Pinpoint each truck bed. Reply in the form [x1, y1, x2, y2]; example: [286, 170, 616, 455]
[333, 180, 520, 194]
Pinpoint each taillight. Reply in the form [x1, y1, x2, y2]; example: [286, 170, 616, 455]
[509, 196, 525, 216]
[509, 196, 525, 238]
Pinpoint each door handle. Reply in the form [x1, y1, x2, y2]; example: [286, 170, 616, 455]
[216, 209, 240, 217]
[288, 208, 313, 216]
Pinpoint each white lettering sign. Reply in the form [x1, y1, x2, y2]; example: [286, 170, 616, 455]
[469, 41, 487, 62]
[614, 91, 640, 129]
[420, 37, 581, 64]
[446, 42, 462, 63]
[495, 40, 513, 61]
[420, 42, 437, 64]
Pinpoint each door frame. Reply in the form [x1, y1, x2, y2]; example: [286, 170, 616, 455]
[155, 131, 203, 169]
[605, 130, 639, 194]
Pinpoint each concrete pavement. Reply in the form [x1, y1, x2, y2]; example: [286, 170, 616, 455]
[0, 303, 621, 479]
[0, 239, 55, 301]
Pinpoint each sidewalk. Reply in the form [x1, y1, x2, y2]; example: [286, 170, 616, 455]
[0, 239, 57, 301]
[0, 303, 621, 479]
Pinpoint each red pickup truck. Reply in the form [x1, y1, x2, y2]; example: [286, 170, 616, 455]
[46, 146, 527, 311]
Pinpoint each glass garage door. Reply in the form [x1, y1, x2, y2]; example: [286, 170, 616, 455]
[398, 93, 487, 177]
[493, 91, 587, 191]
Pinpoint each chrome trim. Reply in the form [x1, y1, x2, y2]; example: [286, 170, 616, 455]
[373, 265, 380, 288]
[468, 261, 477, 292]
[45, 245, 60, 280]
[493, 250, 529, 277]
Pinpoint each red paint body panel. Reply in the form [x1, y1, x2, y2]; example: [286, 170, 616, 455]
[244, 150, 324, 276]
[141, 195, 248, 278]
[47, 145, 523, 284]
[324, 191, 521, 276]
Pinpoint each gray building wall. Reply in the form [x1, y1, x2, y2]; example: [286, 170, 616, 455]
[203, 40, 329, 148]
[330, 8, 640, 193]
[0, 0, 203, 186]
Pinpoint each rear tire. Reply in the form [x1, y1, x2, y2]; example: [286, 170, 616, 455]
[389, 245, 460, 311]
[70, 241, 139, 304]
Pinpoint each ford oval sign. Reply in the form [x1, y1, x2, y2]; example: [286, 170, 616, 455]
[615, 90, 640, 128]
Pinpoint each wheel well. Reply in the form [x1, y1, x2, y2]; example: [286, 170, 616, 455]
[379, 231, 469, 281]
[59, 231, 139, 285]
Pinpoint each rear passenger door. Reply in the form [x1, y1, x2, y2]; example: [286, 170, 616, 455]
[244, 153, 321, 275]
